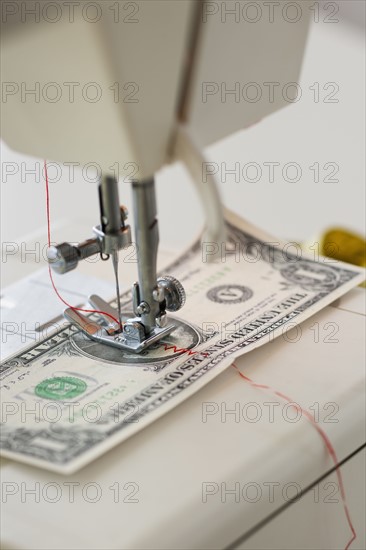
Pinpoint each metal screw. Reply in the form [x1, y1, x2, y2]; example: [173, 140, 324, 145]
[156, 313, 167, 328]
[136, 301, 150, 315]
[152, 286, 165, 302]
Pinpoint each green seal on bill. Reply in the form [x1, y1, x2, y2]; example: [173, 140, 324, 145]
[35, 377, 87, 400]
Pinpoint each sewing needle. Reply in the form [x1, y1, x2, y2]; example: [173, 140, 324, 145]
[112, 249, 122, 330]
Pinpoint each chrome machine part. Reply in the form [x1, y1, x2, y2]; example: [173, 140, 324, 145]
[48, 175, 186, 354]
[47, 175, 131, 275]
[156, 276, 186, 312]
[93, 175, 132, 256]
[65, 296, 176, 354]
[47, 239, 101, 275]
[131, 178, 160, 333]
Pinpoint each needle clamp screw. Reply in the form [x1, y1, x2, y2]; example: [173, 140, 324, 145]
[157, 276, 186, 312]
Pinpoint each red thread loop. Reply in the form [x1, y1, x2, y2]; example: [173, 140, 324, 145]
[45, 160, 121, 327]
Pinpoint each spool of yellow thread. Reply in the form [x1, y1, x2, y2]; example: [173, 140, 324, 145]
[320, 228, 365, 287]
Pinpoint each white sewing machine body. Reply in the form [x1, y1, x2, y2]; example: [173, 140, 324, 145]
[1, 0, 310, 177]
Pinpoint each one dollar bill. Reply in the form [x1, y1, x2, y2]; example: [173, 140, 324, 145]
[1, 210, 364, 474]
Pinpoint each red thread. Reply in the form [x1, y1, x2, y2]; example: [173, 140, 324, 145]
[231, 363, 356, 550]
[161, 343, 209, 357]
[44, 160, 121, 327]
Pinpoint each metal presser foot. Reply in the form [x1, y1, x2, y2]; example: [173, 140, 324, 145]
[48, 175, 186, 354]
[63, 293, 180, 353]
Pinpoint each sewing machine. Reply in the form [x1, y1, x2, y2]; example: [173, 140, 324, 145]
[1, 2, 366, 550]
[1, 0, 310, 353]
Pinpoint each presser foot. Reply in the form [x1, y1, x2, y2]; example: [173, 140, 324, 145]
[64, 295, 177, 354]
